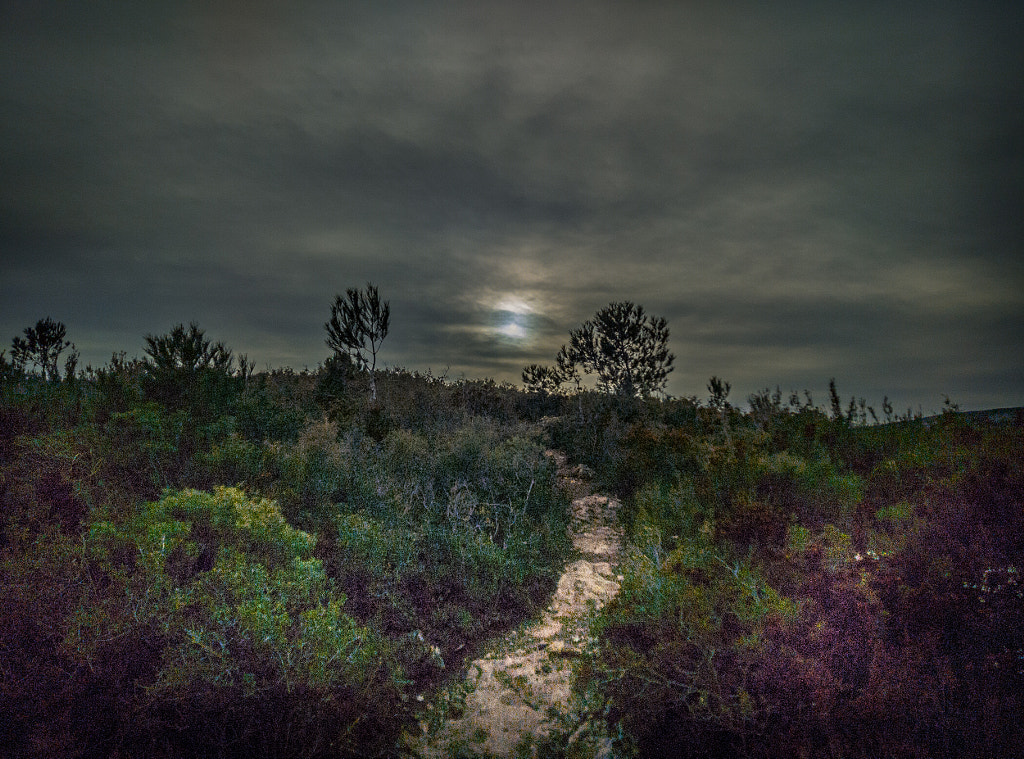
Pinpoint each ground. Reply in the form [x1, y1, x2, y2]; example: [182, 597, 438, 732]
[405, 453, 622, 758]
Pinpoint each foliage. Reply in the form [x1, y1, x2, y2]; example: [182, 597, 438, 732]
[82, 351, 147, 423]
[67, 487, 405, 757]
[325, 283, 390, 402]
[191, 406, 572, 661]
[144, 321, 234, 375]
[142, 323, 240, 429]
[706, 375, 731, 410]
[10, 317, 78, 382]
[526, 302, 674, 397]
[522, 345, 580, 395]
[0, 333, 580, 757]
[575, 394, 1023, 759]
[2, 313, 1021, 758]
[316, 418, 571, 659]
[566, 301, 674, 396]
[591, 532, 798, 757]
[521, 363, 564, 394]
[234, 368, 315, 444]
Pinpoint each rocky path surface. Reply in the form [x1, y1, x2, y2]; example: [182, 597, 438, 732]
[405, 453, 622, 758]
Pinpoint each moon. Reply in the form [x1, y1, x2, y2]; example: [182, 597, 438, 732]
[491, 296, 535, 343]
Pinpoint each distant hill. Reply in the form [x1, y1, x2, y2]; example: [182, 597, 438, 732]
[931, 407, 1024, 426]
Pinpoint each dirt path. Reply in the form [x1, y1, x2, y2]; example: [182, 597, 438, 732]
[405, 454, 622, 758]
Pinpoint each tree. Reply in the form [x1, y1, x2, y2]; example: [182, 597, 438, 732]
[521, 364, 563, 394]
[324, 283, 390, 402]
[707, 375, 732, 440]
[142, 322, 236, 415]
[707, 376, 731, 411]
[526, 301, 674, 397]
[522, 345, 582, 395]
[10, 317, 76, 382]
[144, 322, 234, 375]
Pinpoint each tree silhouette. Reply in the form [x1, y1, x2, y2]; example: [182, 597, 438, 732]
[142, 322, 235, 417]
[144, 322, 233, 375]
[325, 283, 390, 402]
[525, 301, 674, 397]
[10, 317, 76, 382]
[707, 375, 732, 440]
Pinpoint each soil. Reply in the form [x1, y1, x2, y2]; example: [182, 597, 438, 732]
[404, 452, 623, 758]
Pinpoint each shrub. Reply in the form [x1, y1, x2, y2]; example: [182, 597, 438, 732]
[67, 487, 407, 757]
[755, 452, 862, 528]
[591, 536, 797, 757]
[81, 351, 147, 425]
[319, 422, 571, 661]
[142, 323, 242, 441]
[607, 423, 701, 502]
[96, 402, 184, 497]
[626, 479, 710, 550]
[0, 430, 91, 543]
[234, 372, 310, 444]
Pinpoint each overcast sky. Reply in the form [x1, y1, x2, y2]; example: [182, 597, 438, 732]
[2, 2, 1022, 412]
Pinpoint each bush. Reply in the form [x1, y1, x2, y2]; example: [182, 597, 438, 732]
[95, 403, 184, 496]
[81, 351, 147, 425]
[591, 535, 797, 757]
[318, 420, 571, 662]
[581, 399, 1023, 758]
[0, 430, 91, 543]
[234, 371, 311, 444]
[65, 487, 407, 757]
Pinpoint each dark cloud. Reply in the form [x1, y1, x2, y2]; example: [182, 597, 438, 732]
[2, 1, 1021, 411]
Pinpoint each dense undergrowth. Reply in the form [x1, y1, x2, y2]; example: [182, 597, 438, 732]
[549, 391, 1024, 758]
[0, 352, 568, 758]
[2, 338, 1022, 757]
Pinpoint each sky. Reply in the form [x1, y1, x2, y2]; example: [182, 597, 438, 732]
[2, 1, 1022, 413]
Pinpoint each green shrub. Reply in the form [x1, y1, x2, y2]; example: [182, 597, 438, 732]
[67, 486, 407, 757]
[234, 386, 308, 444]
[321, 428, 571, 660]
[627, 479, 710, 549]
[93, 402, 184, 497]
[81, 351, 146, 425]
[591, 537, 796, 757]
[705, 448, 863, 548]
[605, 423, 701, 501]
[265, 417, 572, 670]
[757, 452, 862, 527]
[0, 430, 91, 542]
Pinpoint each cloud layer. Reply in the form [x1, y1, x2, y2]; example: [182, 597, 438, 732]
[2, 1, 1022, 410]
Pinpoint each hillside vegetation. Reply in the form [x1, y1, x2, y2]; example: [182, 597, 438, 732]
[1, 326, 1021, 758]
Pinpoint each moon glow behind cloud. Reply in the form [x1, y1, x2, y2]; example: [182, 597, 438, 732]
[491, 296, 535, 344]
[1, 2, 1021, 411]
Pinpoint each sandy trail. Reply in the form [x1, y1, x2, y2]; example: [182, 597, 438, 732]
[406, 454, 622, 758]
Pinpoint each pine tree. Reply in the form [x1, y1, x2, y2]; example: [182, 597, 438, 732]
[524, 301, 674, 397]
[325, 283, 390, 402]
